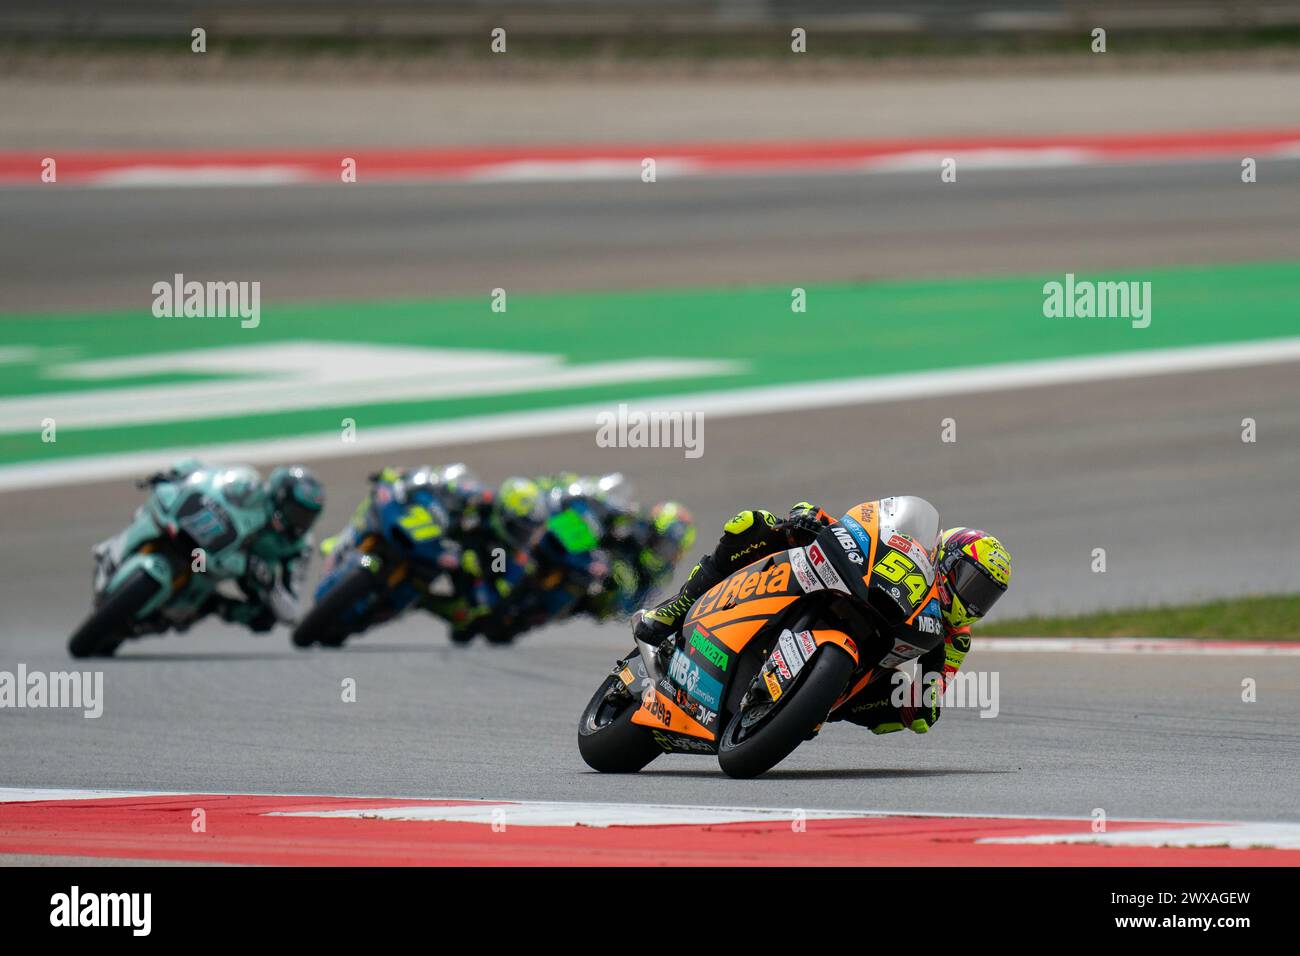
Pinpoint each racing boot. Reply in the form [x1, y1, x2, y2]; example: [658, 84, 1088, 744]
[630, 506, 794, 648]
[631, 557, 723, 647]
[632, 506, 799, 675]
[631, 559, 725, 680]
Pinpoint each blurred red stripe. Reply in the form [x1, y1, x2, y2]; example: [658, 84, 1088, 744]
[2, 129, 1297, 184]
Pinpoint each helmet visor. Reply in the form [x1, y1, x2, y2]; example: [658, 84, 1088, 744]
[949, 560, 1005, 619]
[279, 497, 321, 536]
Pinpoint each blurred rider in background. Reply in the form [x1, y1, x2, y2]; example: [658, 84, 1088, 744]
[94, 457, 325, 633]
[336, 465, 695, 644]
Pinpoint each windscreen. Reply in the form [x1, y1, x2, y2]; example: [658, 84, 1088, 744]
[877, 496, 941, 561]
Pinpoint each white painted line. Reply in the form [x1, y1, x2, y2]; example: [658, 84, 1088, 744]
[8, 789, 1296, 838]
[0, 341, 736, 431]
[0, 788, 175, 803]
[981, 822, 1300, 850]
[467, 158, 687, 183]
[856, 147, 1091, 172]
[267, 801, 860, 828]
[976, 637, 1300, 656]
[0, 347, 45, 365]
[94, 166, 312, 188]
[5, 335, 1300, 493]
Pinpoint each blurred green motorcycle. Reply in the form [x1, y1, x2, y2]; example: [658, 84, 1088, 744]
[68, 466, 273, 658]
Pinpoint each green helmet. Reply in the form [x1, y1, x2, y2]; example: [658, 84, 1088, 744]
[266, 465, 326, 537]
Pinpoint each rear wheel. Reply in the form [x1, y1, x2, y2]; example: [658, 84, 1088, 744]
[292, 566, 375, 648]
[68, 569, 165, 659]
[717, 644, 855, 779]
[577, 668, 663, 773]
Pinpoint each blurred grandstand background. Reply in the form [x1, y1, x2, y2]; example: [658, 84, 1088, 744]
[4, 0, 1300, 39]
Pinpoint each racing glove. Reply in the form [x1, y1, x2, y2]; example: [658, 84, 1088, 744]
[778, 502, 829, 543]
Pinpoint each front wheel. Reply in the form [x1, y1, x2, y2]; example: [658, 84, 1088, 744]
[292, 566, 375, 648]
[68, 569, 166, 659]
[577, 667, 662, 773]
[717, 644, 855, 779]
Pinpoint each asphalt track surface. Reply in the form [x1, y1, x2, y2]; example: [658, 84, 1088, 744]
[3, 370, 1299, 822]
[3, 161, 1299, 311]
[8, 70, 1300, 150]
[1, 162, 1299, 826]
[2, 622, 1298, 825]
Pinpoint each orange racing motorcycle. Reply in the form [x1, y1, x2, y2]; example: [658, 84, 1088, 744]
[578, 497, 945, 778]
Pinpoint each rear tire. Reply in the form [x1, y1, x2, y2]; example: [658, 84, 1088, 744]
[292, 566, 375, 648]
[717, 644, 855, 779]
[68, 569, 165, 659]
[577, 670, 663, 773]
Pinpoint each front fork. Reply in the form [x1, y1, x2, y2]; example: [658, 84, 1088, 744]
[609, 647, 654, 704]
[635, 636, 664, 686]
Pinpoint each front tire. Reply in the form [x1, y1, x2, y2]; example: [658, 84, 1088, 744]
[717, 644, 855, 779]
[292, 566, 375, 648]
[68, 569, 165, 659]
[577, 670, 663, 773]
